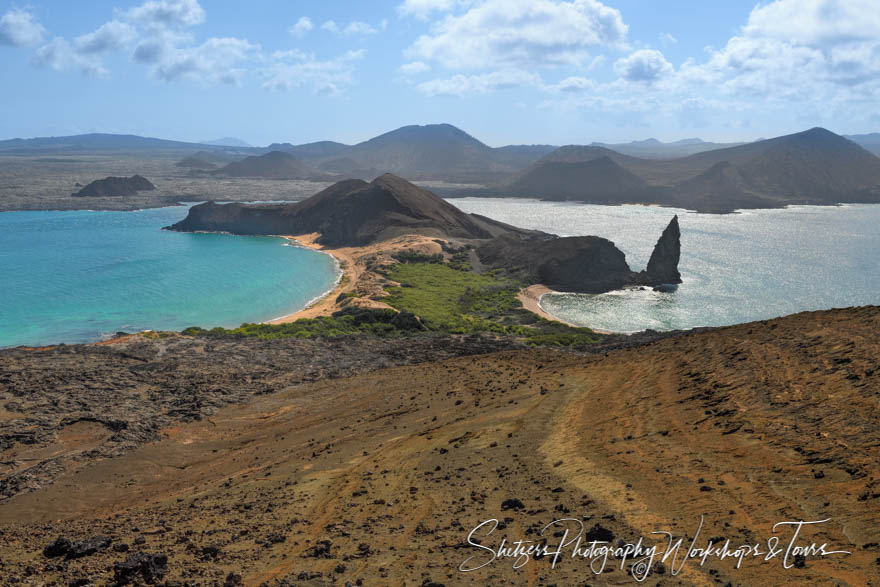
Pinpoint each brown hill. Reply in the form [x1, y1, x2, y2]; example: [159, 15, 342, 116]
[1, 306, 877, 585]
[502, 128, 880, 212]
[168, 173, 535, 246]
[507, 156, 648, 201]
[71, 175, 155, 197]
[212, 150, 323, 180]
[330, 123, 504, 181]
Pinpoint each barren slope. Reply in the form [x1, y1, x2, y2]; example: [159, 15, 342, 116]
[0, 307, 878, 585]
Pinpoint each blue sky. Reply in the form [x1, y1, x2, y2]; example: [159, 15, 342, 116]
[1, 0, 878, 146]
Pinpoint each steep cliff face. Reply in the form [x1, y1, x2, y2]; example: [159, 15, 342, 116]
[642, 215, 681, 284]
[476, 234, 635, 293]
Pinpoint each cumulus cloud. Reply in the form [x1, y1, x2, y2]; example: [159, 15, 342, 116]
[149, 36, 259, 84]
[613, 49, 673, 83]
[124, 0, 205, 30]
[406, 0, 627, 70]
[416, 69, 542, 96]
[262, 49, 366, 95]
[74, 20, 137, 54]
[0, 7, 45, 46]
[33, 37, 107, 76]
[692, 0, 880, 102]
[397, 0, 466, 19]
[742, 0, 880, 46]
[289, 16, 313, 37]
[540, 0, 880, 132]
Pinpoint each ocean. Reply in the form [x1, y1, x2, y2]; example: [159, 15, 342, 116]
[451, 198, 880, 333]
[0, 206, 340, 348]
[3, 200, 879, 346]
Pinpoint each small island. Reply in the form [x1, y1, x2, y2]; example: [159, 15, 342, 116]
[71, 175, 155, 198]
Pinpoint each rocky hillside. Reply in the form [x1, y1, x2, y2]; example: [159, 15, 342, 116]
[0, 306, 877, 585]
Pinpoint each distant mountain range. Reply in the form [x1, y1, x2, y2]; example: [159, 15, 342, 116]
[508, 128, 880, 212]
[201, 137, 252, 148]
[588, 138, 747, 159]
[845, 133, 880, 156]
[3, 124, 879, 213]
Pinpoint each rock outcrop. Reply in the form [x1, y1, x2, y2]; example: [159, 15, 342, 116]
[476, 234, 635, 293]
[642, 215, 681, 284]
[71, 175, 155, 197]
[476, 215, 682, 293]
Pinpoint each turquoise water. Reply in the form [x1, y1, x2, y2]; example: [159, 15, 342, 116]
[0, 206, 339, 348]
[451, 198, 880, 333]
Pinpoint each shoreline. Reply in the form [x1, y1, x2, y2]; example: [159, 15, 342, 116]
[267, 235, 596, 330]
[267, 234, 355, 323]
[518, 284, 615, 334]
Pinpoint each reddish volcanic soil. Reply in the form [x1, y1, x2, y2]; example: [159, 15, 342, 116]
[0, 307, 878, 585]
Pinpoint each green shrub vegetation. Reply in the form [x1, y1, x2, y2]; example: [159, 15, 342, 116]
[184, 260, 599, 347]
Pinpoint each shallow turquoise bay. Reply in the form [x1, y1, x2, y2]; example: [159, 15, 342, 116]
[0, 206, 339, 348]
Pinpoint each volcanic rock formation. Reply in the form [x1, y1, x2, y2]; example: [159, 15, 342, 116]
[71, 175, 155, 197]
[475, 215, 681, 293]
[642, 215, 681, 284]
[168, 173, 537, 247]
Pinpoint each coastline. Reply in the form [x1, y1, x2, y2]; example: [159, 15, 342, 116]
[518, 284, 614, 334]
[268, 233, 354, 323]
[267, 235, 596, 330]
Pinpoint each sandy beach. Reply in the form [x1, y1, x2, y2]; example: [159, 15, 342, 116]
[518, 283, 615, 333]
[268, 233, 444, 324]
[268, 235, 594, 329]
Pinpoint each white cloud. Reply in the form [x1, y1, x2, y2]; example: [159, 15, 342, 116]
[691, 0, 880, 102]
[613, 49, 673, 83]
[743, 0, 880, 46]
[263, 49, 366, 95]
[150, 36, 259, 84]
[416, 69, 542, 96]
[289, 16, 313, 38]
[0, 7, 45, 46]
[33, 37, 107, 76]
[74, 20, 137, 54]
[124, 0, 205, 30]
[406, 0, 628, 70]
[399, 60, 430, 74]
[660, 32, 677, 45]
[397, 0, 465, 19]
[321, 20, 382, 36]
[540, 0, 880, 132]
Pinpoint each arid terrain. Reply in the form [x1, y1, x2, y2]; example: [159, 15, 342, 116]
[0, 154, 331, 212]
[1, 307, 877, 585]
